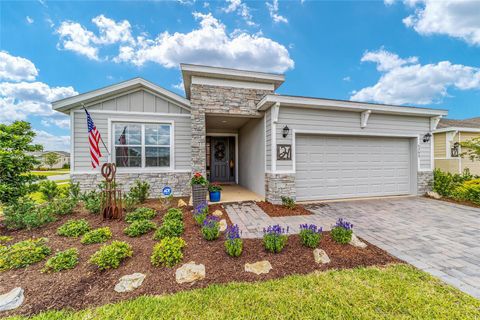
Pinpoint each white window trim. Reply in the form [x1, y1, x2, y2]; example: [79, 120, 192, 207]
[108, 118, 175, 172]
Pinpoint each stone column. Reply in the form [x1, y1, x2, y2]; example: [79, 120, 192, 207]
[191, 108, 206, 176]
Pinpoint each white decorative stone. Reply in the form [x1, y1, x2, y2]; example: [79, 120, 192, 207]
[176, 261, 205, 284]
[427, 191, 442, 200]
[212, 210, 223, 217]
[349, 234, 367, 249]
[177, 199, 187, 208]
[114, 273, 146, 293]
[219, 219, 227, 232]
[244, 261, 272, 275]
[0, 287, 24, 312]
[313, 249, 330, 264]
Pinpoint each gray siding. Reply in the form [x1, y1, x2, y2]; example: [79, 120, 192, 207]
[265, 109, 272, 171]
[273, 106, 432, 171]
[239, 118, 265, 196]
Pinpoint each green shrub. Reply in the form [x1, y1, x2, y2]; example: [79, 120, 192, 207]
[57, 219, 90, 237]
[0, 236, 13, 244]
[331, 218, 353, 244]
[0, 238, 51, 270]
[281, 196, 296, 210]
[263, 225, 288, 253]
[153, 219, 184, 240]
[299, 224, 322, 248]
[151, 237, 186, 267]
[124, 220, 157, 237]
[128, 180, 150, 203]
[82, 191, 102, 214]
[125, 207, 156, 223]
[42, 248, 79, 273]
[3, 197, 56, 230]
[50, 197, 77, 216]
[38, 180, 60, 201]
[163, 208, 183, 222]
[452, 179, 480, 204]
[433, 169, 475, 197]
[89, 241, 133, 270]
[201, 216, 220, 241]
[61, 182, 81, 200]
[81, 227, 112, 244]
[123, 194, 139, 213]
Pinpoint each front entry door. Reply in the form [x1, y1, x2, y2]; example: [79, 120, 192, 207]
[210, 137, 233, 182]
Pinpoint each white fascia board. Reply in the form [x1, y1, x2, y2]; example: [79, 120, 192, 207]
[434, 127, 480, 133]
[52, 78, 191, 113]
[257, 95, 449, 117]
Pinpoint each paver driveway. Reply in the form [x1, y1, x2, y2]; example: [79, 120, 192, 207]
[224, 197, 480, 299]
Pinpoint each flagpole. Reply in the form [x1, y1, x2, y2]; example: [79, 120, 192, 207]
[82, 104, 111, 160]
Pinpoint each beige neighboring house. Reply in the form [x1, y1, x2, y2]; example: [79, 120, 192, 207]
[434, 117, 480, 175]
[32, 151, 71, 169]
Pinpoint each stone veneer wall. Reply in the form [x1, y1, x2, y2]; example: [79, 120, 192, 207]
[417, 171, 433, 195]
[71, 172, 191, 198]
[265, 173, 296, 204]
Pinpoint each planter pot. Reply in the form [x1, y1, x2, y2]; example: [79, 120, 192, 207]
[209, 191, 221, 202]
[192, 184, 207, 209]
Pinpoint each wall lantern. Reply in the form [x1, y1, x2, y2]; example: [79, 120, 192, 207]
[422, 133, 432, 143]
[282, 125, 290, 138]
[451, 142, 460, 157]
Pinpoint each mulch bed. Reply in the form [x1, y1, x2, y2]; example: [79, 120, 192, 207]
[256, 201, 313, 217]
[1, 199, 400, 317]
[426, 195, 480, 209]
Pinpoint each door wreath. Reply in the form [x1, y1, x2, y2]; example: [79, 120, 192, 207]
[214, 142, 226, 161]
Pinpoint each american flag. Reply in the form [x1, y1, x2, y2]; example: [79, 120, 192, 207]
[85, 109, 102, 169]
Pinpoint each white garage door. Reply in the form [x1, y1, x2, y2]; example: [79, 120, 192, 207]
[295, 134, 413, 201]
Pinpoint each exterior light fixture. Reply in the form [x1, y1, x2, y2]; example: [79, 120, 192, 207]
[423, 133, 432, 143]
[282, 125, 290, 138]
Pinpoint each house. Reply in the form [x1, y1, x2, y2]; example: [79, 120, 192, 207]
[52, 64, 447, 203]
[433, 118, 480, 175]
[31, 151, 70, 169]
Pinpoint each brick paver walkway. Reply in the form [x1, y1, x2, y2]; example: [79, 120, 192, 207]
[224, 197, 480, 299]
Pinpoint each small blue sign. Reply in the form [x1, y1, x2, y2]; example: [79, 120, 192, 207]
[162, 186, 172, 196]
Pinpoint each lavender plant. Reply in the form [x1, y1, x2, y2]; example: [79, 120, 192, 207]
[224, 224, 243, 257]
[263, 224, 288, 253]
[201, 216, 220, 241]
[299, 224, 323, 248]
[331, 218, 353, 244]
[193, 201, 208, 225]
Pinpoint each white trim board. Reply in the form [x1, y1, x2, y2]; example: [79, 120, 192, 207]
[73, 109, 190, 118]
[206, 133, 239, 184]
[434, 127, 480, 133]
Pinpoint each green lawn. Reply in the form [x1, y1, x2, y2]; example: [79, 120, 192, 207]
[30, 169, 69, 177]
[6, 264, 480, 320]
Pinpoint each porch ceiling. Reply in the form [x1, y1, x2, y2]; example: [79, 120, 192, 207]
[206, 115, 252, 130]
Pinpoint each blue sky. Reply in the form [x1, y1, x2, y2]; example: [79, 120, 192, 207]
[1, 0, 480, 151]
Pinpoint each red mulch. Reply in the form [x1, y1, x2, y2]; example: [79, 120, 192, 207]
[256, 201, 312, 217]
[0, 199, 400, 317]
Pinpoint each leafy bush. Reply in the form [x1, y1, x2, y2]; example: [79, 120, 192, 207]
[123, 194, 139, 213]
[42, 248, 79, 273]
[433, 169, 475, 197]
[163, 208, 183, 222]
[154, 219, 184, 240]
[3, 197, 56, 230]
[57, 219, 90, 237]
[125, 207, 157, 223]
[193, 201, 208, 225]
[82, 191, 102, 214]
[224, 224, 242, 257]
[38, 180, 60, 201]
[61, 182, 80, 200]
[128, 180, 150, 203]
[81, 227, 112, 244]
[263, 225, 288, 253]
[331, 218, 353, 244]
[201, 216, 220, 241]
[0, 236, 13, 244]
[124, 220, 157, 237]
[89, 241, 133, 270]
[281, 196, 296, 210]
[50, 197, 77, 216]
[151, 237, 186, 267]
[299, 224, 322, 248]
[452, 179, 480, 204]
[0, 238, 51, 270]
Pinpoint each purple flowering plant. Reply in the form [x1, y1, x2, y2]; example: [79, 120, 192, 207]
[201, 216, 220, 241]
[331, 218, 353, 244]
[299, 224, 323, 248]
[193, 200, 208, 225]
[263, 224, 288, 253]
[224, 224, 243, 257]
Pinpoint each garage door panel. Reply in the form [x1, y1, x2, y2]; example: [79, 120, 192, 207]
[296, 134, 413, 201]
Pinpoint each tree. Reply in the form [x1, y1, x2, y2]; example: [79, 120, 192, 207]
[44, 152, 60, 169]
[0, 121, 43, 205]
[460, 137, 480, 161]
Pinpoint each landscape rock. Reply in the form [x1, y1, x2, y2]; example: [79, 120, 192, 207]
[349, 234, 367, 249]
[114, 273, 146, 293]
[427, 191, 442, 200]
[0, 287, 24, 312]
[244, 260, 272, 275]
[313, 249, 330, 264]
[177, 199, 187, 208]
[219, 219, 227, 232]
[212, 210, 223, 217]
[176, 261, 205, 284]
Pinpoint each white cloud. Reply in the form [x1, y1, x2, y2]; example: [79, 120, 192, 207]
[343, 76, 351, 82]
[91, 15, 133, 45]
[223, 0, 256, 26]
[400, 0, 480, 46]
[26, 16, 34, 24]
[41, 117, 70, 129]
[266, 0, 288, 24]
[33, 130, 70, 152]
[172, 79, 185, 92]
[0, 51, 38, 82]
[114, 12, 294, 73]
[351, 49, 480, 105]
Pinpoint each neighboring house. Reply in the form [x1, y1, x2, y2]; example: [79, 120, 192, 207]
[434, 118, 480, 175]
[52, 64, 447, 203]
[32, 151, 70, 169]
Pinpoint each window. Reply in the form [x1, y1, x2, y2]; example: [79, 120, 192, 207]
[113, 122, 172, 168]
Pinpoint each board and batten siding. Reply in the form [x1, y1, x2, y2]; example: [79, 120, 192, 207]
[265, 109, 272, 171]
[273, 106, 432, 172]
[434, 132, 447, 158]
[239, 118, 265, 196]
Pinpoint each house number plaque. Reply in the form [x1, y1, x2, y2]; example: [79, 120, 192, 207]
[277, 144, 292, 160]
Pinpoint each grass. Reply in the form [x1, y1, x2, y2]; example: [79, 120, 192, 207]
[30, 169, 69, 177]
[6, 264, 480, 320]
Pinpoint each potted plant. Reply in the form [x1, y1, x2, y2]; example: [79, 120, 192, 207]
[191, 172, 208, 209]
[208, 183, 222, 202]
